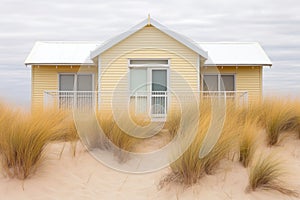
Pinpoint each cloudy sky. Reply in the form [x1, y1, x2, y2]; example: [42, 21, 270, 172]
[0, 0, 299, 107]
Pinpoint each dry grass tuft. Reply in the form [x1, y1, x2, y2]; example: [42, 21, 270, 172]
[259, 99, 300, 146]
[0, 109, 73, 179]
[160, 102, 238, 186]
[96, 111, 139, 162]
[164, 109, 181, 138]
[239, 121, 259, 167]
[0, 106, 78, 179]
[247, 153, 298, 197]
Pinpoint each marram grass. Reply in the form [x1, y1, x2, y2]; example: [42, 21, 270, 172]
[96, 111, 140, 162]
[160, 98, 300, 192]
[160, 102, 239, 186]
[260, 99, 300, 146]
[247, 153, 298, 197]
[0, 107, 78, 179]
[239, 121, 259, 167]
[0, 97, 300, 188]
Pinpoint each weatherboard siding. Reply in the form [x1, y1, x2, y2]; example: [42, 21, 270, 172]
[99, 25, 199, 109]
[201, 66, 262, 102]
[31, 65, 97, 111]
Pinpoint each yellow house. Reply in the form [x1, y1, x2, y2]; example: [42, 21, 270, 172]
[25, 17, 272, 118]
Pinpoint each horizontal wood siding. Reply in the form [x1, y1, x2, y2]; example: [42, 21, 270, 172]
[99, 26, 198, 109]
[32, 65, 97, 111]
[201, 66, 262, 102]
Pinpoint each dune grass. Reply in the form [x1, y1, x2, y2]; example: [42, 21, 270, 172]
[160, 102, 239, 186]
[0, 107, 78, 179]
[259, 100, 300, 146]
[0, 97, 300, 186]
[164, 109, 181, 138]
[247, 153, 298, 196]
[160, 99, 300, 191]
[96, 111, 140, 162]
[239, 121, 259, 167]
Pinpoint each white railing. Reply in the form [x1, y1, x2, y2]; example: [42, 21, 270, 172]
[44, 91, 96, 112]
[44, 90, 248, 114]
[132, 91, 168, 118]
[200, 91, 248, 105]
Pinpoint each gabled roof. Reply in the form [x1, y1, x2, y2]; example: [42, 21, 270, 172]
[25, 41, 102, 65]
[24, 19, 272, 67]
[90, 17, 208, 59]
[198, 42, 272, 66]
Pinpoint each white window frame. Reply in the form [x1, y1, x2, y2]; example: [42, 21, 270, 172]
[203, 73, 236, 91]
[128, 59, 170, 118]
[58, 73, 95, 91]
[128, 58, 170, 68]
[128, 59, 170, 93]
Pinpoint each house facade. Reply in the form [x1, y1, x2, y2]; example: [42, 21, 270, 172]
[25, 17, 272, 118]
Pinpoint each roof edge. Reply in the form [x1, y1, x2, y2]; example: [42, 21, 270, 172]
[204, 63, 272, 67]
[24, 63, 96, 66]
[90, 17, 208, 59]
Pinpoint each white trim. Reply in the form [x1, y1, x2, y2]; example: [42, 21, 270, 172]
[90, 18, 208, 59]
[97, 56, 101, 108]
[128, 58, 170, 68]
[149, 68, 170, 91]
[204, 64, 272, 67]
[27, 63, 96, 66]
[197, 56, 200, 91]
[149, 68, 170, 117]
[128, 59, 170, 118]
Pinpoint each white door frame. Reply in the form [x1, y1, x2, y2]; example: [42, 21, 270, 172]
[149, 68, 169, 118]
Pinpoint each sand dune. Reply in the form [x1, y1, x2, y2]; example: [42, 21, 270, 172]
[1, 135, 300, 200]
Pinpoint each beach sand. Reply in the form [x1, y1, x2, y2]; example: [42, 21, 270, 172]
[1, 134, 300, 200]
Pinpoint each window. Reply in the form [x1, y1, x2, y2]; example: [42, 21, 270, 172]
[129, 59, 169, 93]
[59, 74, 93, 91]
[152, 70, 167, 92]
[59, 74, 75, 91]
[203, 75, 218, 91]
[77, 74, 93, 91]
[58, 74, 94, 111]
[203, 74, 235, 91]
[129, 59, 168, 66]
[129, 68, 147, 92]
[220, 75, 235, 91]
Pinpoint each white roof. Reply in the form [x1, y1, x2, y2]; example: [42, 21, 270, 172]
[25, 41, 102, 65]
[24, 19, 272, 67]
[90, 17, 208, 59]
[198, 42, 272, 66]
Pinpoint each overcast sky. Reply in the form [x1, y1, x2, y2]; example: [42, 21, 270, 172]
[0, 0, 299, 107]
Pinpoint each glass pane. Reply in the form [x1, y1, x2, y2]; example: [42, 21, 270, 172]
[220, 75, 235, 91]
[130, 60, 168, 65]
[152, 70, 167, 91]
[59, 74, 75, 91]
[203, 75, 218, 91]
[130, 68, 147, 92]
[77, 74, 93, 91]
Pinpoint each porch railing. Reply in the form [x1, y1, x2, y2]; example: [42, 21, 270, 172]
[44, 90, 248, 114]
[44, 91, 96, 112]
